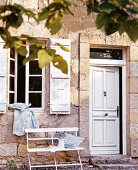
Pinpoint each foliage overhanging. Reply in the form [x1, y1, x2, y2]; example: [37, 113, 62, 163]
[1, 0, 138, 73]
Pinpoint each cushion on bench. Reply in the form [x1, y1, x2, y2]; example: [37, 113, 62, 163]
[64, 133, 84, 149]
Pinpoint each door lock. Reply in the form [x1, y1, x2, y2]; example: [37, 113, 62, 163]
[103, 91, 107, 96]
[117, 106, 120, 117]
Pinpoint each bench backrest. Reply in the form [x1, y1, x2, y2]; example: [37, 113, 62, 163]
[25, 127, 79, 149]
[25, 127, 78, 133]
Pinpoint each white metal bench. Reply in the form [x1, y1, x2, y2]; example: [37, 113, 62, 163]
[25, 127, 84, 170]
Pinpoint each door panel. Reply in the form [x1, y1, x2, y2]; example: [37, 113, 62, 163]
[93, 119, 104, 146]
[105, 119, 117, 145]
[106, 71, 116, 110]
[90, 66, 119, 154]
[92, 69, 104, 110]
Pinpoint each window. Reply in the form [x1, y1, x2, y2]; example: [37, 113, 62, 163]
[9, 48, 16, 104]
[9, 43, 45, 109]
[90, 48, 122, 60]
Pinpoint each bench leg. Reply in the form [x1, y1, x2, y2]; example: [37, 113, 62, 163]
[53, 152, 58, 170]
[77, 150, 83, 170]
[28, 153, 31, 170]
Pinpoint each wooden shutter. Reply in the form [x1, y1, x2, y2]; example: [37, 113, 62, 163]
[0, 39, 7, 113]
[50, 39, 70, 114]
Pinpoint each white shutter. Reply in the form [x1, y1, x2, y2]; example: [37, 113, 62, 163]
[50, 39, 70, 114]
[0, 39, 7, 113]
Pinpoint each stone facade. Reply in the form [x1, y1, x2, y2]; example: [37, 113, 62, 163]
[0, 0, 138, 168]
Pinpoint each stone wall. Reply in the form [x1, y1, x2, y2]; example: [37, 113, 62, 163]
[129, 45, 138, 158]
[0, 0, 138, 168]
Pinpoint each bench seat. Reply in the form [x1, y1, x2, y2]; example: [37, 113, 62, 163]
[25, 127, 84, 170]
[27, 146, 84, 153]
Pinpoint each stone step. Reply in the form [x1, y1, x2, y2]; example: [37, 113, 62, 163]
[89, 155, 133, 165]
[94, 164, 138, 170]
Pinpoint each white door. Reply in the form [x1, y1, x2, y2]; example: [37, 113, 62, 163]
[90, 66, 120, 154]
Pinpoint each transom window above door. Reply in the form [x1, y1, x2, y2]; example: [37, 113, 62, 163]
[90, 48, 122, 60]
[9, 42, 45, 110]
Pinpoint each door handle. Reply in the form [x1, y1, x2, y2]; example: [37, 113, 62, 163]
[117, 106, 120, 117]
[105, 113, 108, 116]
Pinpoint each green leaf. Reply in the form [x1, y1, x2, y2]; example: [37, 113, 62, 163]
[93, 0, 100, 13]
[87, 0, 93, 15]
[112, 10, 128, 23]
[47, 49, 56, 56]
[98, 9, 128, 34]
[96, 14, 108, 29]
[23, 54, 37, 65]
[15, 15, 23, 28]
[128, 7, 138, 14]
[98, 2, 116, 14]
[27, 37, 42, 47]
[52, 55, 68, 74]
[0, 29, 11, 43]
[118, 24, 125, 35]
[124, 20, 138, 42]
[47, 21, 62, 35]
[0, 5, 7, 12]
[16, 46, 28, 56]
[54, 0, 65, 3]
[104, 22, 120, 35]
[38, 8, 49, 22]
[3, 41, 12, 48]
[46, 13, 62, 34]
[6, 13, 18, 25]
[12, 3, 24, 12]
[63, 7, 73, 15]
[8, 4, 22, 13]
[0, 27, 5, 35]
[51, 22, 62, 34]
[108, 0, 129, 7]
[57, 43, 70, 52]
[25, 10, 37, 21]
[47, 2, 64, 11]
[6, 13, 23, 28]
[13, 40, 23, 48]
[38, 49, 53, 68]
[23, 57, 30, 65]
[29, 53, 37, 60]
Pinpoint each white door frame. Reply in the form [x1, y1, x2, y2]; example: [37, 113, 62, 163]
[89, 49, 127, 155]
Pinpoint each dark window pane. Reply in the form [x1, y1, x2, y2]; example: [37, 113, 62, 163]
[29, 93, 42, 107]
[10, 60, 15, 75]
[29, 60, 42, 75]
[90, 48, 122, 60]
[9, 93, 14, 104]
[10, 77, 15, 91]
[10, 48, 15, 59]
[17, 55, 25, 103]
[29, 77, 42, 91]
